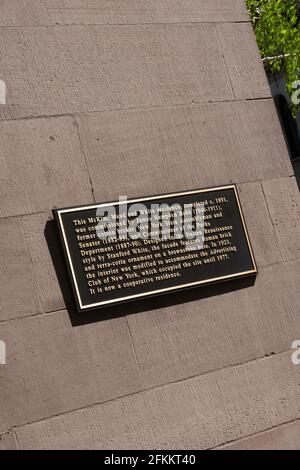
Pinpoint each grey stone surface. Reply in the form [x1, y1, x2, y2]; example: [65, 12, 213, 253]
[0, 310, 142, 432]
[14, 351, 300, 449]
[20, 180, 281, 317]
[219, 420, 300, 449]
[263, 177, 300, 262]
[0, 117, 93, 217]
[0, 1, 49, 27]
[0, 217, 41, 321]
[127, 260, 300, 388]
[293, 159, 300, 182]
[0, 63, 11, 121]
[237, 181, 281, 267]
[217, 23, 271, 99]
[0, 24, 233, 119]
[47, 0, 249, 25]
[76, 100, 292, 203]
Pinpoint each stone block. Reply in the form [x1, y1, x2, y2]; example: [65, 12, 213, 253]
[76, 100, 291, 203]
[217, 23, 271, 99]
[0, 311, 142, 432]
[47, 0, 249, 25]
[0, 217, 41, 321]
[0, 117, 93, 217]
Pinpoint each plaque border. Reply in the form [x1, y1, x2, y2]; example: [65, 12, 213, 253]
[53, 185, 257, 311]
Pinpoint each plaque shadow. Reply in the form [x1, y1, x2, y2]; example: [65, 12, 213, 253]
[45, 219, 257, 327]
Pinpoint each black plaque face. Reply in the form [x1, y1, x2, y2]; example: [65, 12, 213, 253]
[53, 185, 257, 312]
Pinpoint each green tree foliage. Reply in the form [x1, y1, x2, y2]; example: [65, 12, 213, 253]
[246, 0, 300, 114]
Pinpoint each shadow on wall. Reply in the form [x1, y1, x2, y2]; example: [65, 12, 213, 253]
[44, 219, 256, 327]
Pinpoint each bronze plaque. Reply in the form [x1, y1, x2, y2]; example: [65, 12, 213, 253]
[53, 185, 257, 312]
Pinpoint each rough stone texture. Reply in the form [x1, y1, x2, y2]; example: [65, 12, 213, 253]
[0, 0, 299, 451]
[217, 23, 271, 100]
[0, 217, 41, 321]
[14, 352, 300, 449]
[219, 420, 300, 449]
[22, 212, 66, 313]
[47, 0, 249, 25]
[0, 432, 18, 451]
[0, 1, 49, 27]
[76, 100, 292, 203]
[263, 177, 300, 262]
[0, 310, 142, 432]
[127, 260, 300, 388]
[0, 24, 235, 119]
[0, 117, 93, 217]
[237, 181, 281, 267]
